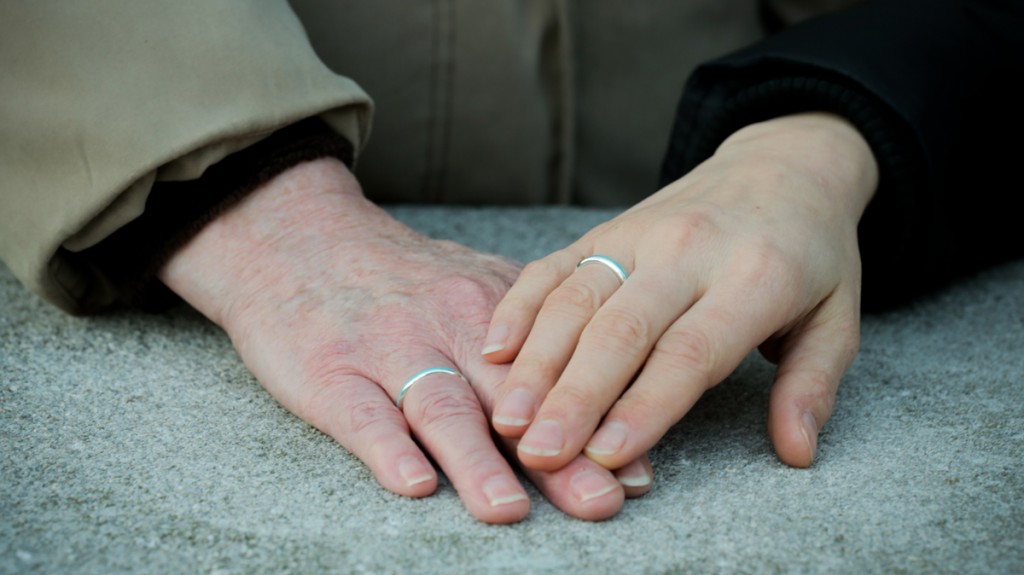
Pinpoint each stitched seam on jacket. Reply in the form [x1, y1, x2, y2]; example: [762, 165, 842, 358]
[424, 0, 455, 203]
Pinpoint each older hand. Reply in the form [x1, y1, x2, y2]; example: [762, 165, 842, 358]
[483, 113, 878, 472]
[159, 158, 650, 524]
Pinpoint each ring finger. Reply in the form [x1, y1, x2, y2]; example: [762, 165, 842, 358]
[385, 357, 532, 524]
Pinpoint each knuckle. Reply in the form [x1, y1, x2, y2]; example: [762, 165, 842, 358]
[776, 364, 839, 418]
[304, 345, 367, 386]
[521, 256, 562, 282]
[454, 440, 501, 471]
[507, 354, 563, 387]
[345, 397, 397, 436]
[493, 292, 536, 323]
[544, 282, 604, 319]
[586, 308, 650, 357]
[432, 275, 499, 311]
[737, 238, 796, 290]
[653, 328, 716, 387]
[666, 208, 722, 248]
[299, 357, 361, 421]
[615, 391, 675, 434]
[747, 234, 788, 264]
[550, 383, 600, 412]
[409, 383, 484, 431]
[306, 338, 361, 371]
[422, 276, 505, 335]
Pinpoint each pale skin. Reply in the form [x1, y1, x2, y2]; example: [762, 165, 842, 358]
[484, 112, 878, 473]
[158, 157, 652, 525]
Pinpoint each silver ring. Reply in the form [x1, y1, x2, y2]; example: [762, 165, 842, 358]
[576, 255, 629, 284]
[396, 367, 466, 410]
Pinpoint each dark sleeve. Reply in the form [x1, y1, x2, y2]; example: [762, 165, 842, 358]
[661, 0, 1024, 310]
[69, 118, 354, 311]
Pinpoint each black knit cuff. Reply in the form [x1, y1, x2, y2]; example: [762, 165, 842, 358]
[76, 117, 354, 311]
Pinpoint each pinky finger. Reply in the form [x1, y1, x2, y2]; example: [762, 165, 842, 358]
[767, 292, 860, 468]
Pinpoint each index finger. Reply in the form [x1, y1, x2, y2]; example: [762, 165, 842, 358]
[513, 266, 694, 470]
[481, 249, 583, 363]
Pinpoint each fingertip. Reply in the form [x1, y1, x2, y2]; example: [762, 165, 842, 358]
[798, 411, 820, 467]
[516, 436, 575, 472]
[516, 419, 576, 472]
[481, 323, 519, 364]
[375, 453, 439, 498]
[481, 323, 514, 360]
[513, 449, 625, 521]
[474, 503, 531, 525]
[492, 419, 529, 438]
[767, 362, 838, 468]
[491, 388, 537, 438]
[310, 377, 441, 499]
[516, 451, 570, 473]
[481, 345, 512, 363]
[615, 456, 653, 498]
[765, 296, 854, 468]
[566, 469, 626, 521]
[470, 475, 532, 524]
[484, 264, 558, 363]
[481, 339, 528, 366]
[583, 419, 631, 469]
[481, 342, 513, 364]
[768, 404, 819, 469]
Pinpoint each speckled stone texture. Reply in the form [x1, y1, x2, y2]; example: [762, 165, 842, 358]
[2, 206, 1022, 574]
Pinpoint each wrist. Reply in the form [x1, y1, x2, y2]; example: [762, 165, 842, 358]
[717, 112, 879, 219]
[158, 157, 391, 328]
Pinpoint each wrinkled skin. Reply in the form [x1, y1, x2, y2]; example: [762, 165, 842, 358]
[484, 113, 878, 473]
[159, 158, 651, 524]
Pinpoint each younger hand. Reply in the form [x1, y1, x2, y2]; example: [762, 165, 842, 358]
[483, 113, 878, 472]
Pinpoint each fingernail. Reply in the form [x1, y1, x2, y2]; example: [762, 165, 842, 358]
[481, 324, 510, 355]
[570, 470, 619, 502]
[492, 388, 535, 427]
[801, 411, 819, 463]
[614, 461, 652, 488]
[398, 456, 434, 487]
[482, 475, 529, 507]
[584, 421, 629, 457]
[518, 419, 564, 457]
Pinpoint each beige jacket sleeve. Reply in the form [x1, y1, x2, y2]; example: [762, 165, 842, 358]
[0, 1, 372, 314]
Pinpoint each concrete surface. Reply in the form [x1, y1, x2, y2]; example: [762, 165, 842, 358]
[2, 206, 1022, 574]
